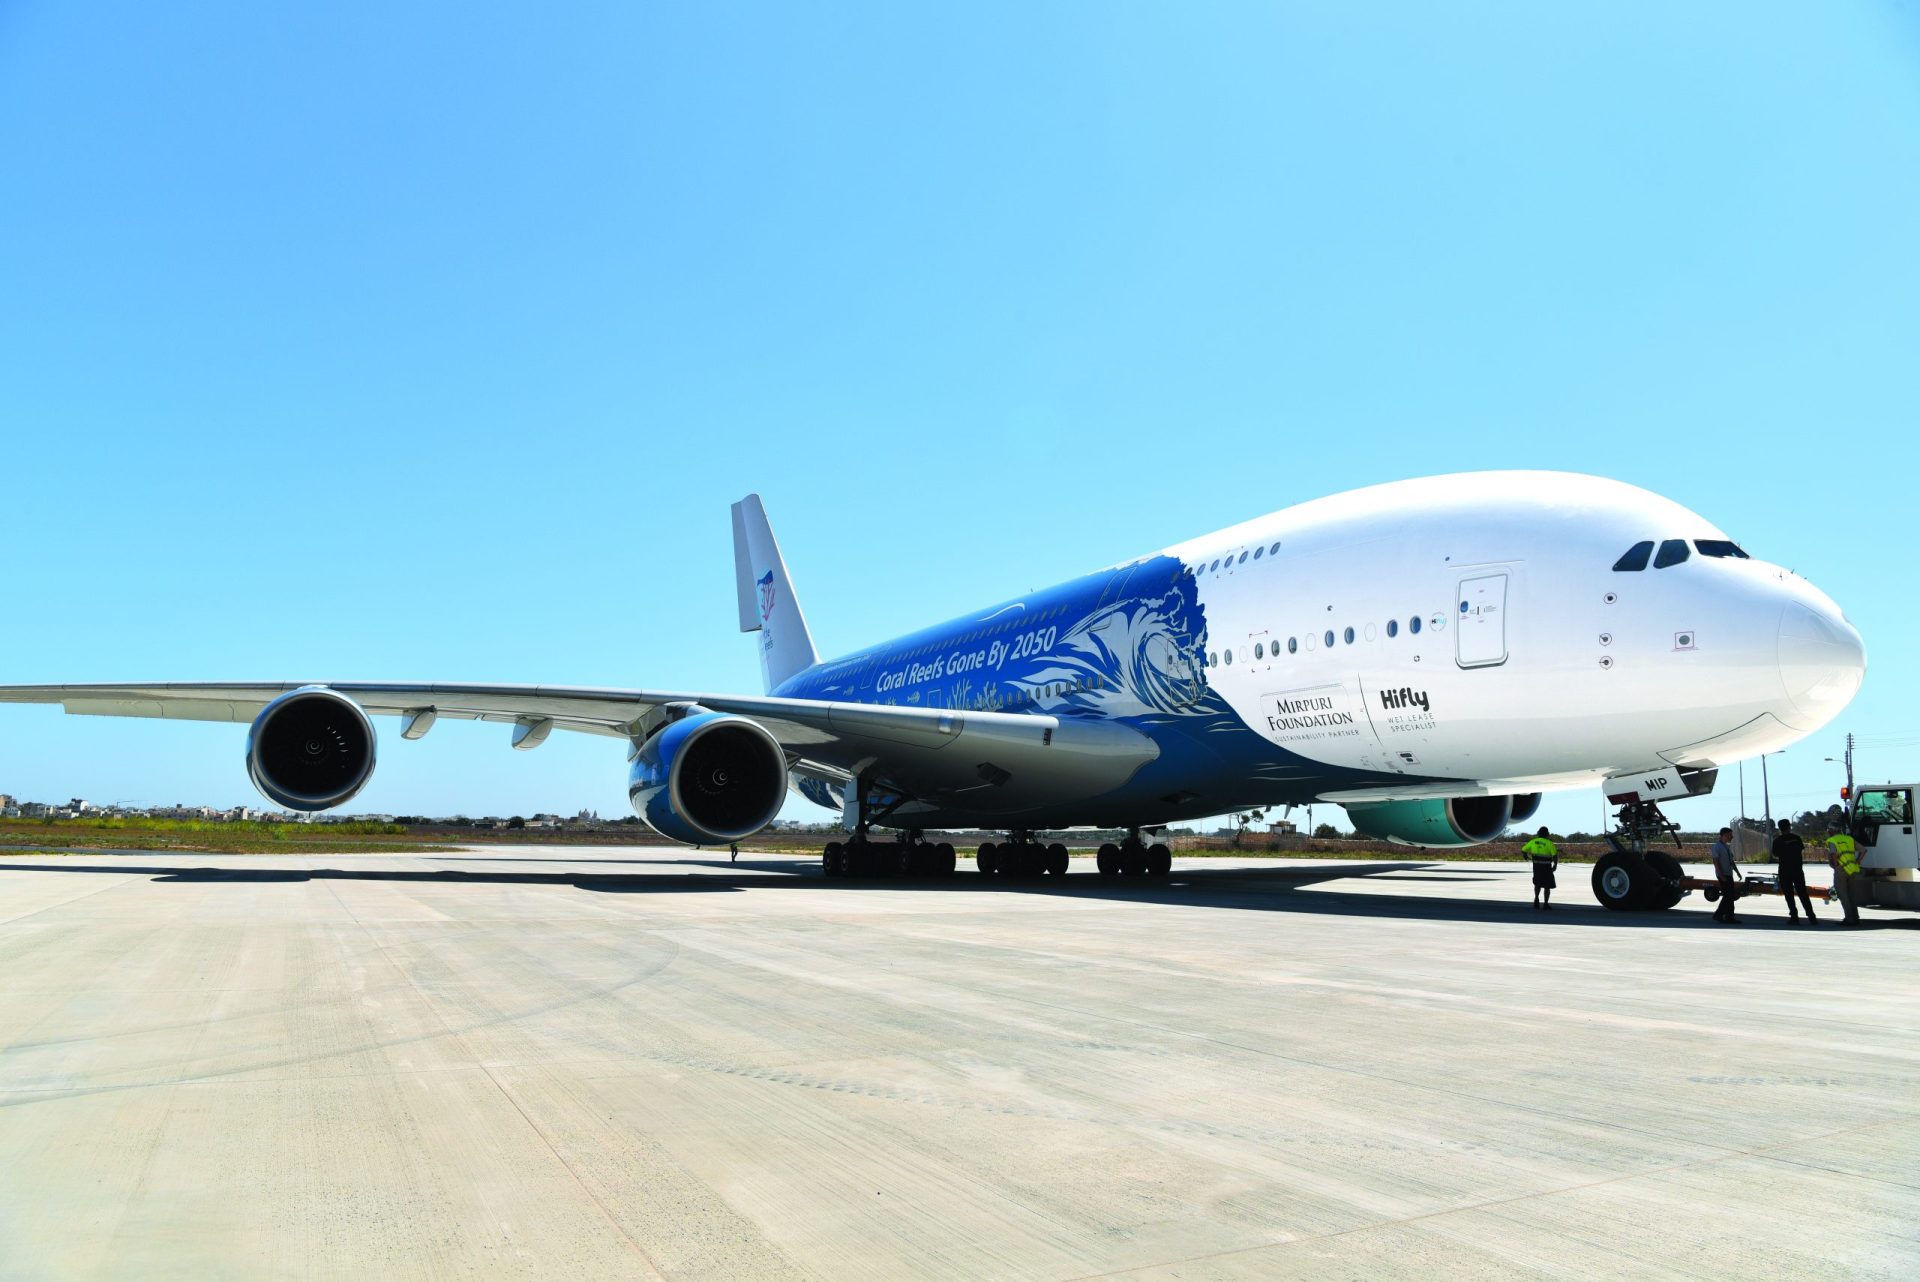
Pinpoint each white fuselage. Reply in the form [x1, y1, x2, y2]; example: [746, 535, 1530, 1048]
[1171, 472, 1862, 797]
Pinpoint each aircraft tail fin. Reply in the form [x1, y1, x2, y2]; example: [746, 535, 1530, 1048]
[732, 494, 821, 693]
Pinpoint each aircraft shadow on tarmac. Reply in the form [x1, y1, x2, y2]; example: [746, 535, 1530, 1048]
[2, 855, 1905, 930]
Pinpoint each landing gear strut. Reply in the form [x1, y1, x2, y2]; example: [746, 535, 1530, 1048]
[976, 832, 1069, 878]
[820, 778, 956, 880]
[1593, 800, 1687, 911]
[823, 829, 957, 879]
[1095, 829, 1171, 878]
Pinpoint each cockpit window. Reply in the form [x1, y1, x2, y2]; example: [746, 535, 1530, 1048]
[1612, 541, 1654, 572]
[1653, 539, 1690, 569]
[1695, 539, 1749, 559]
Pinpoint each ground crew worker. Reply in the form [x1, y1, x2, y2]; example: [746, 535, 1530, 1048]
[1522, 825, 1559, 909]
[1711, 827, 1741, 923]
[1773, 818, 1814, 922]
[1826, 829, 1861, 924]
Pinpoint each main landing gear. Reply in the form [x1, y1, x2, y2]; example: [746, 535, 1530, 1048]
[822, 830, 958, 879]
[1592, 800, 1688, 912]
[1095, 830, 1172, 878]
[976, 832, 1070, 878]
[821, 779, 959, 880]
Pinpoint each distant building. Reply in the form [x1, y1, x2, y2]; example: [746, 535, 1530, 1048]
[0, 794, 14, 811]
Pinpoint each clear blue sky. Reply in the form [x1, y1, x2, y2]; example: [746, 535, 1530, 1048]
[3, 2, 1916, 837]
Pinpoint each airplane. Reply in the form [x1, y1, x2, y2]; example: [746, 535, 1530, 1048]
[0, 471, 1867, 910]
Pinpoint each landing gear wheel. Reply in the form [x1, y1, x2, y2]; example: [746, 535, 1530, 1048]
[1120, 845, 1148, 877]
[1593, 851, 1651, 911]
[937, 842, 957, 876]
[1146, 843, 1172, 877]
[892, 845, 913, 877]
[1046, 843, 1070, 876]
[1644, 851, 1686, 910]
[824, 842, 846, 878]
[976, 843, 998, 876]
[1096, 843, 1120, 875]
[1018, 845, 1044, 878]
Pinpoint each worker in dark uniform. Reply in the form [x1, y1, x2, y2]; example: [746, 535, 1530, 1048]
[1522, 826, 1559, 909]
[1773, 818, 1814, 922]
[1710, 827, 1740, 923]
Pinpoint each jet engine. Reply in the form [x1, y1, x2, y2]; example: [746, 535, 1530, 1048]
[1343, 795, 1515, 848]
[629, 710, 787, 845]
[245, 686, 377, 812]
[1508, 792, 1543, 825]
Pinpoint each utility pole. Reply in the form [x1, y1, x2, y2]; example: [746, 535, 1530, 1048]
[1845, 731, 1855, 820]
[1761, 750, 1782, 826]
[1738, 760, 1746, 823]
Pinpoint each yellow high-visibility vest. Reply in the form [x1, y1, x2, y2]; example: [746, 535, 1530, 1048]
[1522, 837, 1558, 860]
[1827, 833, 1860, 876]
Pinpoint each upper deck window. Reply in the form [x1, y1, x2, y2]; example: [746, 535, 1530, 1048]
[1613, 541, 1654, 572]
[1654, 539, 1691, 569]
[1696, 539, 1750, 559]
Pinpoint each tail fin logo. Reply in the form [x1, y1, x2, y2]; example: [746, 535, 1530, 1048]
[757, 570, 777, 623]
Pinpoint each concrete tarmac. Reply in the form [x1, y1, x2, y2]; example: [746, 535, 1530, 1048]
[1, 847, 1916, 1281]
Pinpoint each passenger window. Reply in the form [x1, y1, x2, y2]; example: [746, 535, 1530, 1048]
[1654, 539, 1690, 569]
[1613, 541, 1654, 572]
[1269, 542, 1281, 554]
[1224, 649, 1233, 665]
[1410, 616, 1421, 635]
[1344, 627, 1355, 645]
[1253, 547, 1263, 560]
[1288, 637, 1298, 654]
[1237, 552, 1248, 565]
[1210, 559, 1221, 572]
[1696, 539, 1750, 559]
[1254, 642, 1264, 659]
[1324, 630, 1335, 648]
[1386, 619, 1398, 638]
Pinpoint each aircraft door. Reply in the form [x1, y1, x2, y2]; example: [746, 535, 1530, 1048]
[1456, 573, 1509, 669]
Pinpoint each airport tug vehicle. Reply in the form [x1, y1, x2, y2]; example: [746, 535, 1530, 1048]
[1847, 783, 1920, 910]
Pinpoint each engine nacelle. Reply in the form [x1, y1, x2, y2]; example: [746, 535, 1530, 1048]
[1344, 795, 1515, 848]
[629, 711, 787, 845]
[1508, 792, 1543, 825]
[246, 686, 377, 812]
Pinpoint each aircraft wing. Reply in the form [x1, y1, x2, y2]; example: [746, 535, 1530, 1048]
[0, 682, 1159, 815]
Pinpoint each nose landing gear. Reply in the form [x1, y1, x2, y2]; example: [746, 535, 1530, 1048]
[1593, 800, 1688, 911]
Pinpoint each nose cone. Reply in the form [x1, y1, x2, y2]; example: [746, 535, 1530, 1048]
[1777, 601, 1866, 731]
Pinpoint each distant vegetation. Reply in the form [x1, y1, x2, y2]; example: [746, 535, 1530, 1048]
[7, 816, 407, 837]
[0, 816, 438, 854]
